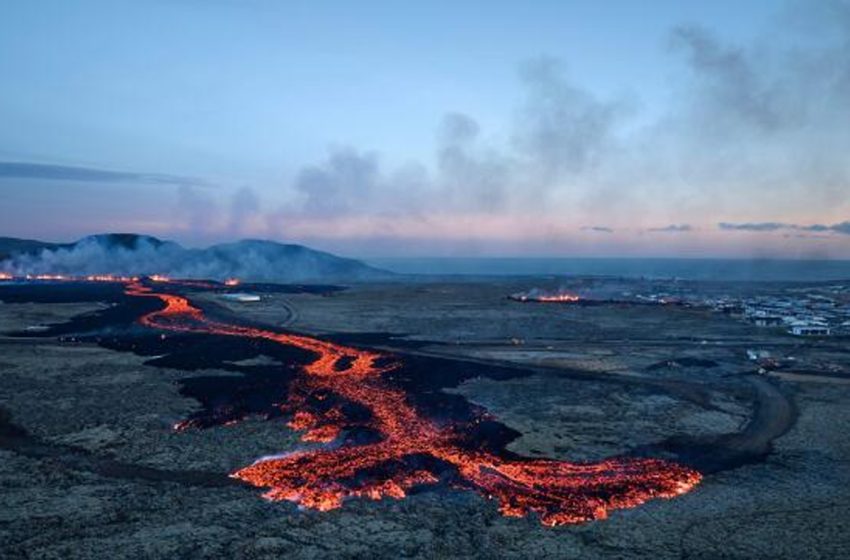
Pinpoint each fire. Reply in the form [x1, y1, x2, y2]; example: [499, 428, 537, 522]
[510, 289, 581, 303]
[85, 274, 139, 283]
[224, 278, 240, 287]
[537, 293, 581, 303]
[149, 274, 170, 283]
[0, 273, 139, 283]
[124, 281, 701, 526]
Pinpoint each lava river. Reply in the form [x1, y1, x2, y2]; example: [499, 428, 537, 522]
[126, 281, 701, 526]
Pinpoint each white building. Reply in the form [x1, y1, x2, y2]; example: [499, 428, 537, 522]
[788, 321, 831, 336]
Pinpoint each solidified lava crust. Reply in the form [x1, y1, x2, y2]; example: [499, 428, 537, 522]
[123, 280, 702, 526]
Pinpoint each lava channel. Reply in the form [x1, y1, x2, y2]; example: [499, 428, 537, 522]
[125, 280, 701, 526]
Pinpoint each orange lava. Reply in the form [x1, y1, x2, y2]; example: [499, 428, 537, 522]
[537, 293, 581, 303]
[511, 291, 581, 303]
[2, 273, 137, 283]
[125, 281, 701, 526]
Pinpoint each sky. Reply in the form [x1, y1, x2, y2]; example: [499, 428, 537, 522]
[1, 0, 849, 258]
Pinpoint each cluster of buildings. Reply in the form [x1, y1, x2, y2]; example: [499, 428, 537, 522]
[629, 283, 850, 337]
[703, 285, 850, 337]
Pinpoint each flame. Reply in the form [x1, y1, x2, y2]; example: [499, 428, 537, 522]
[85, 274, 139, 283]
[224, 278, 240, 287]
[124, 281, 701, 526]
[149, 274, 170, 283]
[537, 293, 581, 303]
[511, 290, 581, 303]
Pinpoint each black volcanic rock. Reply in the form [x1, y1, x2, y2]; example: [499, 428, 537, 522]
[0, 234, 391, 282]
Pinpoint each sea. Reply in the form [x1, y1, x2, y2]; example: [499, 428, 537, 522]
[365, 257, 850, 282]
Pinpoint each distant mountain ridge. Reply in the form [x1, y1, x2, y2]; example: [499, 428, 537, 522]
[0, 233, 391, 282]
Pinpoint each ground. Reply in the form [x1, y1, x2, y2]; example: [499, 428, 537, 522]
[1, 279, 849, 559]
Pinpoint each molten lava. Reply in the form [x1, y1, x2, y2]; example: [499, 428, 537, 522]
[537, 293, 581, 303]
[123, 280, 700, 526]
[224, 278, 240, 287]
[510, 289, 581, 303]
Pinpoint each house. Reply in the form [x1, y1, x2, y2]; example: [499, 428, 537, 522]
[752, 315, 784, 327]
[788, 321, 831, 336]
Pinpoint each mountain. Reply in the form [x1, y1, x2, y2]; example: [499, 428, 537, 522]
[79, 233, 173, 251]
[0, 234, 391, 282]
[0, 236, 67, 261]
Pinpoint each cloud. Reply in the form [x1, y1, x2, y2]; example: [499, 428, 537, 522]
[276, 11, 850, 242]
[828, 221, 850, 235]
[648, 224, 693, 233]
[11, 1, 850, 257]
[279, 60, 627, 225]
[718, 221, 850, 235]
[0, 161, 205, 186]
[669, 25, 784, 133]
[294, 148, 383, 217]
[512, 57, 627, 185]
[438, 112, 514, 212]
[718, 222, 789, 232]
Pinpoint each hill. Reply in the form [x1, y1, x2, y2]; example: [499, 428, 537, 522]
[0, 234, 390, 282]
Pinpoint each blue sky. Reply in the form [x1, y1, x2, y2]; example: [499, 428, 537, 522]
[1, 0, 849, 258]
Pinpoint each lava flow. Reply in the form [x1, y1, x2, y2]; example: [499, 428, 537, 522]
[125, 280, 701, 526]
[510, 289, 581, 303]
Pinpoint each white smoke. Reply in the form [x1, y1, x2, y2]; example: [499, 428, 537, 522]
[0, 236, 387, 282]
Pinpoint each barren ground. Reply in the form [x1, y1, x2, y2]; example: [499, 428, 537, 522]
[1, 279, 849, 558]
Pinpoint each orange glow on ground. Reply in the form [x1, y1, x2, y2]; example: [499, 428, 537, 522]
[124, 281, 701, 526]
[536, 293, 581, 303]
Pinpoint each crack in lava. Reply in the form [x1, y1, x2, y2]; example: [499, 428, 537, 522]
[126, 282, 701, 526]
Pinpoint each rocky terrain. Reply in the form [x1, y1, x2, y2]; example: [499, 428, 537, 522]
[1, 278, 849, 558]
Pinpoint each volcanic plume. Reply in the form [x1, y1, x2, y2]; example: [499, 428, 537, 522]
[121, 279, 700, 526]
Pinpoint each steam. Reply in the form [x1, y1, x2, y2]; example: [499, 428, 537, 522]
[0, 236, 385, 282]
[270, 6, 850, 241]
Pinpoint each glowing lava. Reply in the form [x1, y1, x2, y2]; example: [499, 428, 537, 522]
[536, 293, 581, 303]
[510, 290, 581, 303]
[124, 280, 701, 526]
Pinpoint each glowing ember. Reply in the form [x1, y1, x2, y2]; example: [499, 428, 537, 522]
[125, 281, 701, 526]
[537, 293, 581, 303]
[28, 274, 68, 281]
[2, 273, 138, 283]
[510, 289, 581, 303]
[85, 274, 139, 283]
[224, 278, 240, 287]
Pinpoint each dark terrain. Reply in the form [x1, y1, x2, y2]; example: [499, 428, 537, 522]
[1, 277, 848, 558]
